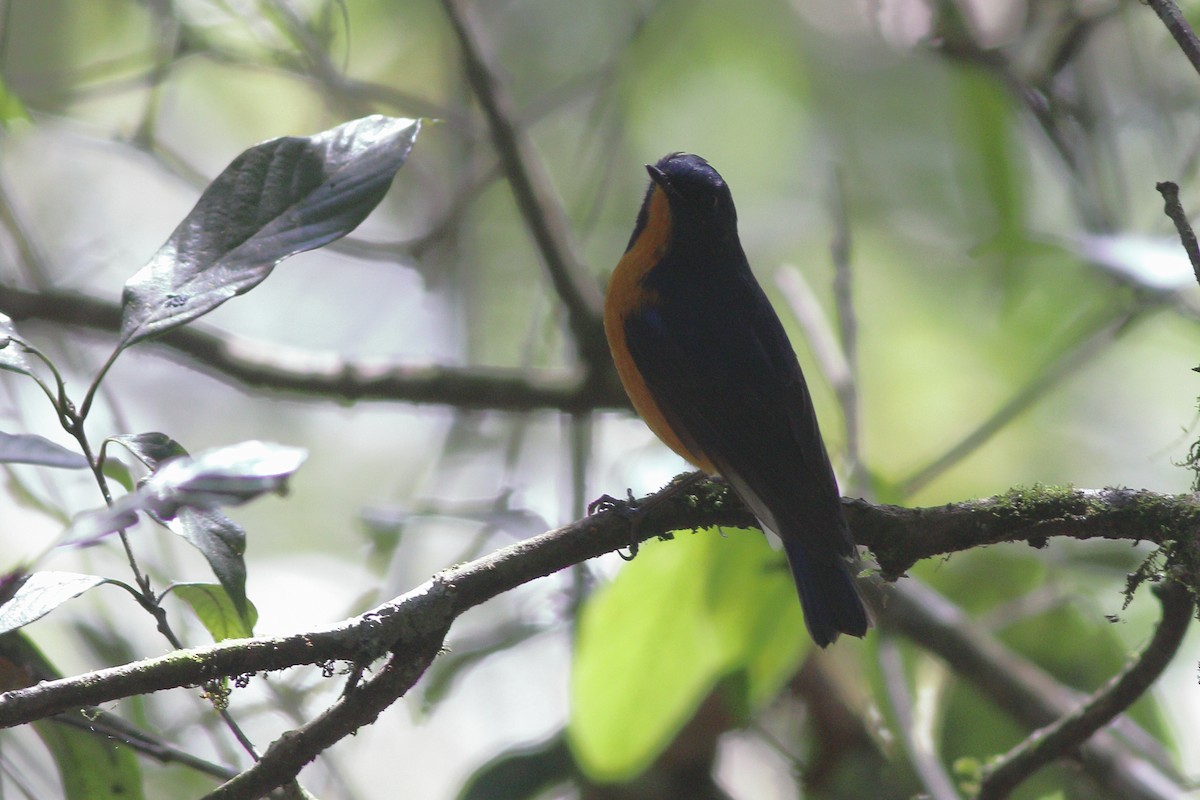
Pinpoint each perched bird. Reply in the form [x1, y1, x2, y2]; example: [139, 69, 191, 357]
[603, 153, 869, 647]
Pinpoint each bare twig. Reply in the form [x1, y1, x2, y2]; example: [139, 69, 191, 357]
[1146, 0, 1200, 80]
[828, 168, 866, 495]
[1155, 181, 1200, 287]
[877, 636, 961, 800]
[885, 581, 1188, 800]
[976, 580, 1194, 800]
[202, 638, 444, 800]
[440, 0, 608, 372]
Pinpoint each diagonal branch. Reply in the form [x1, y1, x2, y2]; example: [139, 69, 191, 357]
[202, 638, 444, 800]
[440, 0, 609, 374]
[1146, 0, 1200, 80]
[976, 580, 1194, 800]
[1156, 181, 1200, 287]
[885, 580, 1189, 800]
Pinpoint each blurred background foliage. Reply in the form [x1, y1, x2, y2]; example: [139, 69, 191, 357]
[0, 0, 1198, 798]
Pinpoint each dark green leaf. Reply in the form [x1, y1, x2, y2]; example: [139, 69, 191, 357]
[0, 431, 88, 469]
[457, 731, 574, 800]
[0, 572, 109, 635]
[0, 633, 145, 800]
[171, 582, 257, 640]
[105, 432, 189, 471]
[165, 509, 251, 624]
[118, 115, 420, 348]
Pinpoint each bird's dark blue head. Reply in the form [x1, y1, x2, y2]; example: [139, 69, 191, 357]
[646, 153, 739, 239]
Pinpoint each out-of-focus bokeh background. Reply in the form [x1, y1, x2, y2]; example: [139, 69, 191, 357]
[1, 0, 1199, 797]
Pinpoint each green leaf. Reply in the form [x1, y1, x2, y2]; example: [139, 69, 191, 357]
[0, 431, 88, 469]
[0, 633, 144, 800]
[0, 572, 109, 635]
[568, 529, 807, 781]
[954, 68, 1027, 286]
[166, 509, 252, 627]
[172, 582, 257, 641]
[118, 115, 421, 349]
[38, 717, 146, 800]
[456, 730, 574, 800]
[105, 432, 189, 471]
[101, 456, 135, 493]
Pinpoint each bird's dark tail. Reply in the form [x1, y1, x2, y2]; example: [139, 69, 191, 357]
[783, 539, 869, 648]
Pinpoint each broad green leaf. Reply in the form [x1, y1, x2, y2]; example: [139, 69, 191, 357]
[0, 572, 109, 635]
[165, 510, 251, 626]
[105, 432, 188, 471]
[118, 115, 420, 349]
[0, 633, 144, 800]
[0, 431, 88, 469]
[172, 582, 257, 640]
[38, 718, 146, 800]
[569, 529, 807, 781]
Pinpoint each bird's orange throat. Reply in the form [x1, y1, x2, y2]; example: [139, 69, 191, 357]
[604, 185, 715, 472]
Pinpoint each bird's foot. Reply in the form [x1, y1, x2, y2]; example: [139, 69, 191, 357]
[588, 488, 643, 559]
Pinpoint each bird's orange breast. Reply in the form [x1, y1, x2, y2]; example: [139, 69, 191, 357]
[604, 185, 716, 473]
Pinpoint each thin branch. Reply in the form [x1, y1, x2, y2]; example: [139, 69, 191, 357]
[51, 709, 237, 781]
[829, 168, 866, 495]
[202, 638, 444, 800]
[1146, 0, 1200, 80]
[0, 285, 628, 412]
[976, 580, 1194, 800]
[440, 0, 609, 373]
[877, 636, 961, 800]
[898, 303, 1151, 497]
[1155, 181, 1200, 287]
[884, 581, 1189, 800]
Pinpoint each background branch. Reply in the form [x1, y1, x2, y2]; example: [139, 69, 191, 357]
[0, 285, 627, 412]
[1146, 0, 1200, 80]
[885, 581, 1190, 800]
[440, 0, 610, 374]
[976, 579, 1194, 800]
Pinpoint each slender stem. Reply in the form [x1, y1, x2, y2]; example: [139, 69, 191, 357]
[976, 581, 1194, 799]
[877, 636, 962, 800]
[1155, 181, 1200, 287]
[1145, 0, 1200, 79]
